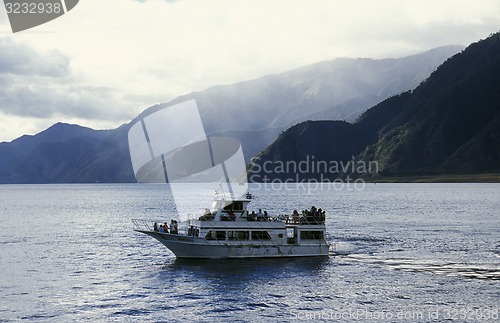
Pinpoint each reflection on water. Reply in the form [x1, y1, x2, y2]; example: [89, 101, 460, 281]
[166, 256, 329, 273]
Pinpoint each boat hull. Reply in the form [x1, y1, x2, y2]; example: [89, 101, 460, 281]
[139, 231, 329, 259]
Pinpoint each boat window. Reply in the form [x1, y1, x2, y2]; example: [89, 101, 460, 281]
[300, 231, 324, 240]
[233, 201, 243, 211]
[223, 201, 244, 211]
[251, 231, 271, 240]
[205, 231, 226, 241]
[227, 231, 249, 241]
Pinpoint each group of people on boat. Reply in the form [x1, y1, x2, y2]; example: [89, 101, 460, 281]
[153, 220, 178, 234]
[199, 208, 272, 222]
[289, 206, 325, 224]
[220, 210, 237, 221]
[199, 208, 216, 221]
[247, 209, 270, 222]
[219, 208, 271, 221]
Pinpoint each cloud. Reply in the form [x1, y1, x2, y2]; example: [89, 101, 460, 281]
[0, 39, 69, 76]
[6, 1, 500, 95]
[0, 0, 500, 142]
[134, 0, 182, 3]
[0, 39, 138, 123]
[0, 4, 8, 27]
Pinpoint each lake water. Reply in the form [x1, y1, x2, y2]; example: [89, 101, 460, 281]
[0, 183, 499, 322]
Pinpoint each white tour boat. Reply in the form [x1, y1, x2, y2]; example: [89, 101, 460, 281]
[133, 192, 330, 259]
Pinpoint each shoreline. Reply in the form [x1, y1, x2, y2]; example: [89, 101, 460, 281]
[365, 173, 500, 183]
[1, 173, 500, 184]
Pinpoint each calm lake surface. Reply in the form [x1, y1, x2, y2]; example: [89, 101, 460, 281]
[0, 183, 499, 322]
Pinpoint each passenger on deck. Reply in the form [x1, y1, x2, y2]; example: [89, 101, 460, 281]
[316, 208, 323, 223]
[249, 211, 257, 221]
[306, 206, 317, 223]
[292, 210, 299, 224]
[256, 209, 264, 221]
[164, 222, 169, 233]
[263, 210, 269, 221]
[153, 222, 158, 232]
[228, 210, 236, 221]
[171, 220, 178, 234]
[199, 208, 214, 221]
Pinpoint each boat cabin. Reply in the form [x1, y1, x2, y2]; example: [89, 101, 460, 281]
[198, 192, 254, 222]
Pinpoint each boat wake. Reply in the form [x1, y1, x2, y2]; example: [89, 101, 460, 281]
[333, 253, 500, 280]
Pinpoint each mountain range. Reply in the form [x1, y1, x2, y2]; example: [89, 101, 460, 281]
[137, 45, 462, 160]
[0, 44, 476, 183]
[249, 32, 500, 181]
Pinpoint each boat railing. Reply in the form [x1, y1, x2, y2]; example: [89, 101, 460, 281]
[299, 216, 325, 225]
[188, 212, 325, 225]
[133, 219, 153, 231]
[283, 215, 325, 225]
[132, 219, 187, 235]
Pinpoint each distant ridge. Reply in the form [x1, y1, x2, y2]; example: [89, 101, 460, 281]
[0, 123, 133, 184]
[0, 123, 111, 171]
[130, 45, 463, 160]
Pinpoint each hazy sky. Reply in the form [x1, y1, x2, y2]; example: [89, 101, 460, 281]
[0, 0, 499, 142]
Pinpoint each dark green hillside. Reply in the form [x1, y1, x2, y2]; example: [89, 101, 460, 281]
[359, 32, 500, 176]
[249, 32, 500, 181]
[249, 121, 367, 181]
